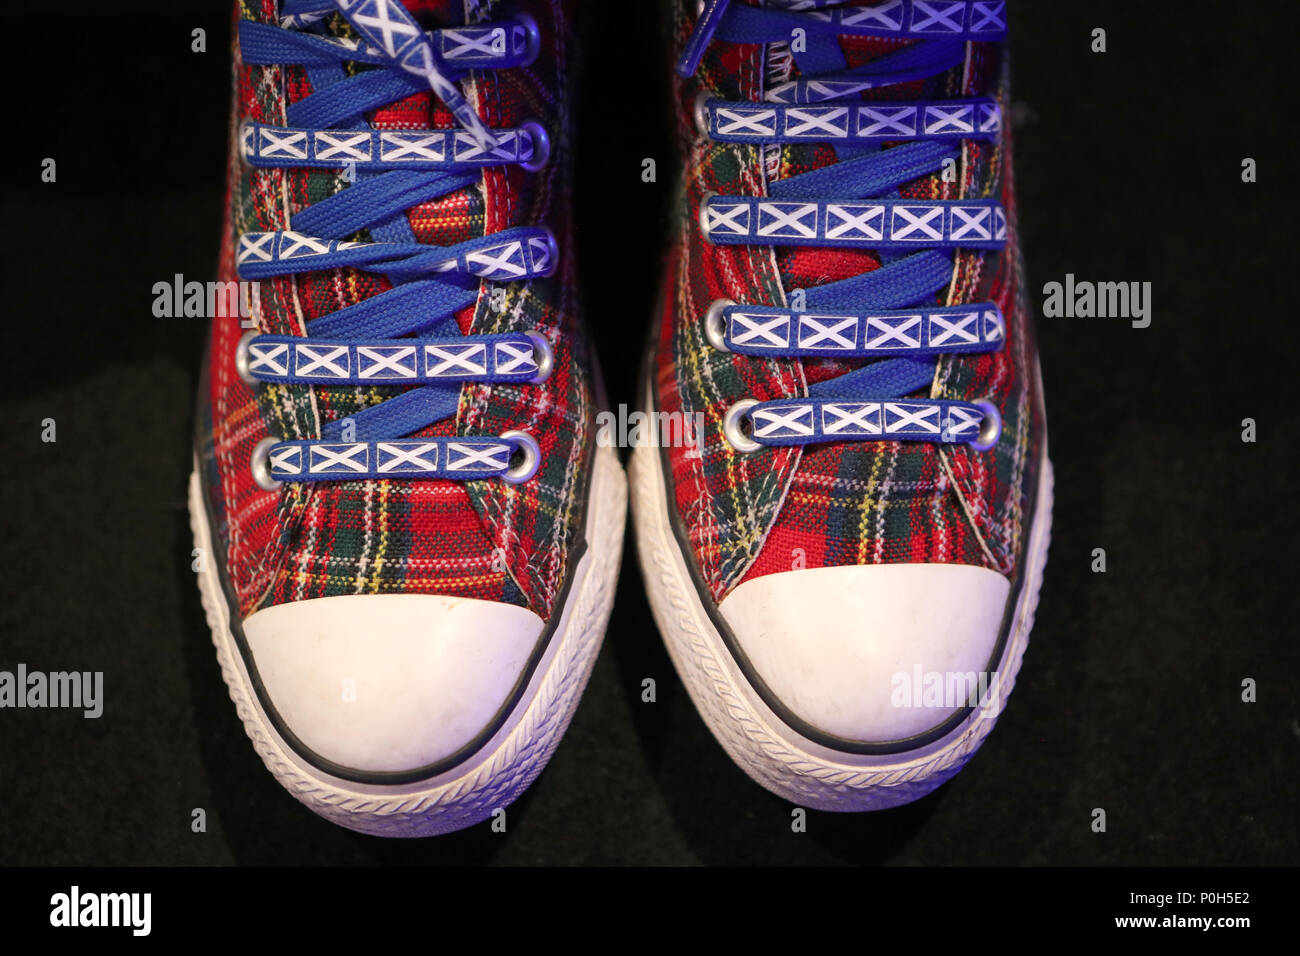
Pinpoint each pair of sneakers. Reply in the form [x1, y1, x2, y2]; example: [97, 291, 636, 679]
[192, 0, 1051, 838]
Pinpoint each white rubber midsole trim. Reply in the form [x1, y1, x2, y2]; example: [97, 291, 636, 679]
[630, 381, 1053, 808]
[190, 443, 626, 835]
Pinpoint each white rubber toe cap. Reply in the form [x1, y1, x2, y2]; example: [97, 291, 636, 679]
[717, 563, 1011, 746]
[242, 593, 544, 775]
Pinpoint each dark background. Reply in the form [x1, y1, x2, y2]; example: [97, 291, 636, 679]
[1, 2, 1296, 866]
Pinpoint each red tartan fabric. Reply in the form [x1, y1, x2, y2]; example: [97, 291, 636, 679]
[654, 1, 1046, 602]
[199, 0, 593, 620]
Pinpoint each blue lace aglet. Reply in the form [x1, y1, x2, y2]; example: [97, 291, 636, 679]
[676, 0, 732, 78]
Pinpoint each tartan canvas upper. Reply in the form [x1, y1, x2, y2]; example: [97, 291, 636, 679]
[199, 0, 593, 620]
[655, 0, 1046, 602]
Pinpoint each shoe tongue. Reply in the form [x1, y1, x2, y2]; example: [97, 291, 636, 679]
[364, 0, 482, 140]
[284, 2, 488, 335]
[758, 29, 971, 385]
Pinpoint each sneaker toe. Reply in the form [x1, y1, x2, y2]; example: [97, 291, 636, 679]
[241, 593, 544, 775]
[716, 564, 1010, 746]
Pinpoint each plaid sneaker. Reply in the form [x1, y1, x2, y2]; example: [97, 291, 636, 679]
[189, 0, 624, 837]
[631, 0, 1052, 810]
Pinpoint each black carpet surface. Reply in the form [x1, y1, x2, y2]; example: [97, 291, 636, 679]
[1, 2, 1295, 866]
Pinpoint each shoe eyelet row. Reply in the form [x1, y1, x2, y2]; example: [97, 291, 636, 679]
[237, 330, 553, 387]
[248, 431, 543, 489]
[719, 399, 1004, 454]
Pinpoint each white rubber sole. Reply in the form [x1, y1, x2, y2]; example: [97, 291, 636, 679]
[189, 444, 626, 837]
[630, 392, 1053, 812]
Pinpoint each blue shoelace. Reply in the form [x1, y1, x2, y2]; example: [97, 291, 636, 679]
[235, 0, 554, 489]
[682, 0, 1008, 453]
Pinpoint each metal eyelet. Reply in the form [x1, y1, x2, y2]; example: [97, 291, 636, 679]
[704, 298, 733, 351]
[693, 90, 712, 139]
[500, 430, 541, 484]
[722, 399, 760, 453]
[250, 437, 283, 492]
[970, 400, 1002, 452]
[525, 331, 554, 384]
[237, 119, 255, 168]
[235, 330, 259, 386]
[515, 13, 541, 67]
[698, 189, 718, 244]
[520, 120, 551, 173]
[536, 229, 560, 278]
